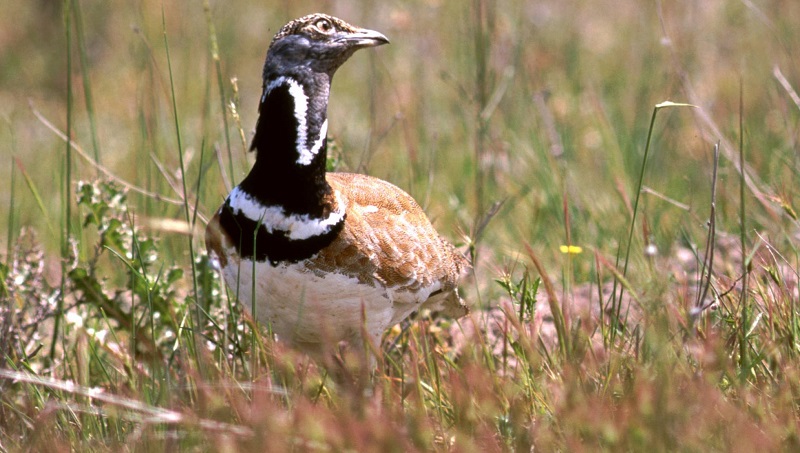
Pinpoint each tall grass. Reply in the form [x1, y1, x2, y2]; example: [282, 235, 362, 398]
[1, 0, 800, 450]
[72, 0, 102, 171]
[51, 0, 74, 361]
[737, 81, 751, 379]
[162, 6, 200, 368]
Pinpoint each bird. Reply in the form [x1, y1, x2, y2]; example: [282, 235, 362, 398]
[205, 13, 469, 360]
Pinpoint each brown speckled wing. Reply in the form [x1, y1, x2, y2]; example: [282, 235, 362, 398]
[310, 173, 469, 301]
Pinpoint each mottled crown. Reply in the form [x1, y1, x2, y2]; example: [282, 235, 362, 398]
[270, 13, 363, 46]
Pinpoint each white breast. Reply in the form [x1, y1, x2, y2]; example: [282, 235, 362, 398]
[219, 253, 435, 348]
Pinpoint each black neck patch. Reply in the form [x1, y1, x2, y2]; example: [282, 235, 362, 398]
[242, 77, 332, 217]
[250, 82, 301, 161]
[217, 199, 344, 266]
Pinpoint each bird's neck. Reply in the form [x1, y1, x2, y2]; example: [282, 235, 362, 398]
[240, 73, 332, 217]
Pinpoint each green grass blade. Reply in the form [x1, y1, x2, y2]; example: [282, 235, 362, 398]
[72, 0, 102, 171]
[162, 5, 201, 367]
[51, 0, 74, 361]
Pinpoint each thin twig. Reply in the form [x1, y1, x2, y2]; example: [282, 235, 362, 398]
[680, 75, 778, 219]
[147, 150, 209, 225]
[0, 369, 253, 437]
[641, 186, 691, 211]
[693, 143, 719, 317]
[30, 102, 185, 206]
[773, 65, 800, 113]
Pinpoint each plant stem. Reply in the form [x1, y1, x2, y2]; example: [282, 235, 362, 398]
[163, 7, 201, 365]
[51, 0, 74, 361]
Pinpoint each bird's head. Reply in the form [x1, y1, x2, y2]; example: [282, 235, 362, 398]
[264, 14, 389, 78]
[249, 14, 388, 167]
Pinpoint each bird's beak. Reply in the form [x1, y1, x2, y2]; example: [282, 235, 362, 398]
[337, 27, 390, 48]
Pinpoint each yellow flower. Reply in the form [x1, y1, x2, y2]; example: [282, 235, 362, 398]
[559, 245, 583, 254]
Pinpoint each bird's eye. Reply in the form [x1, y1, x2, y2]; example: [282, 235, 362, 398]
[314, 19, 333, 33]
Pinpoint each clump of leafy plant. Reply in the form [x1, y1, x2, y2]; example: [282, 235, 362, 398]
[0, 229, 57, 370]
[63, 180, 199, 364]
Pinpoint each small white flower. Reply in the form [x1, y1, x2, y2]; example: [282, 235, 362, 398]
[88, 328, 108, 343]
[87, 387, 105, 398]
[65, 311, 84, 328]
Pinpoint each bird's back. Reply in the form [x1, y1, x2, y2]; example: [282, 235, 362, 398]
[315, 172, 469, 319]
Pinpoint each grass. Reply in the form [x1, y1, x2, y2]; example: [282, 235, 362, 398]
[2, 0, 800, 450]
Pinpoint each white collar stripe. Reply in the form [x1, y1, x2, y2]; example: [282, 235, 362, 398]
[227, 187, 345, 240]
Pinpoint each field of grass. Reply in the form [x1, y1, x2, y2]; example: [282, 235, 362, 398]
[2, 0, 800, 450]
